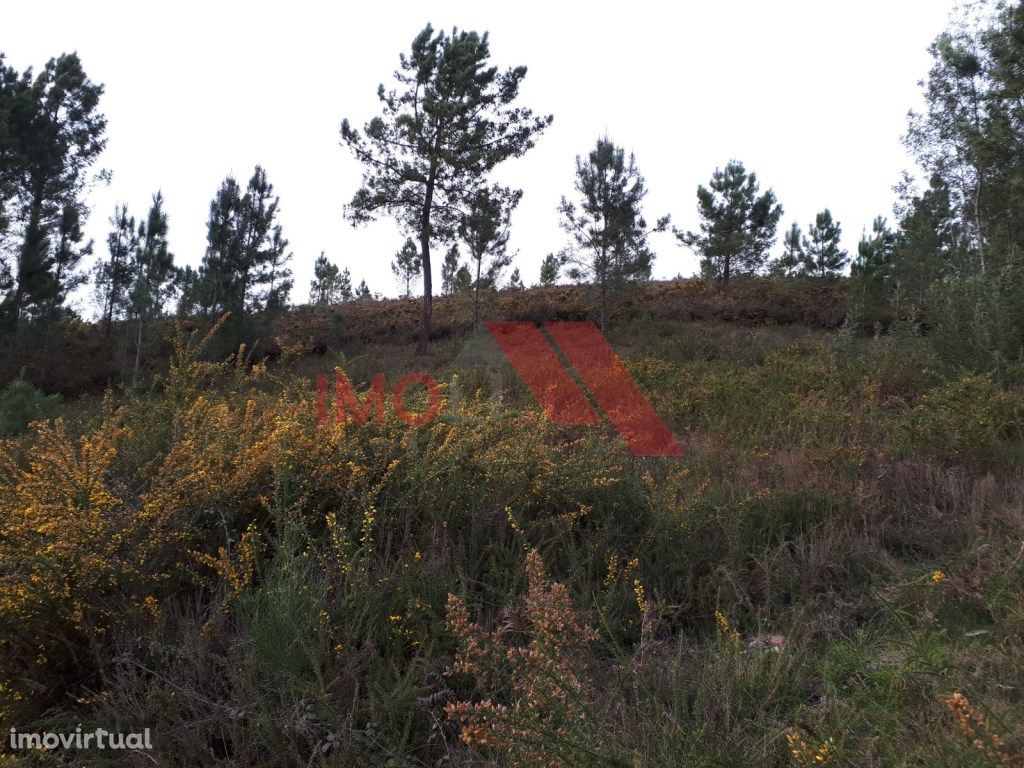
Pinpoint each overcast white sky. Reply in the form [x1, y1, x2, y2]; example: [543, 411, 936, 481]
[4, 0, 959, 310]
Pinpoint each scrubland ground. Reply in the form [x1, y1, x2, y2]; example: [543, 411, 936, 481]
[1, 289, 1023, 767]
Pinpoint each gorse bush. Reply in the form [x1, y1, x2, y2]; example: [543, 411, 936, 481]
[0, 316, 1023, 765]
[892, 374, 1024, 465]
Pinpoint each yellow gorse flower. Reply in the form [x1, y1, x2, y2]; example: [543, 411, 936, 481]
[714, 609, 741, 645]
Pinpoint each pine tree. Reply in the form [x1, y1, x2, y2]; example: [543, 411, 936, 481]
[454, 264, 472, 293]
[559, 137, 667, 330]
[0, 55, 23, 312]
[539, 253, 560, 286]
[176, 265, 199, 317]
[392, 238, 422, 298]
[128, 192, 177, 386]
[338, 267, 353, 301]
[771, 222, 804, 276]
[341, 24, 552, 352]
[246, 167, 292, 312]
[195, 166, 291, 316]
[441, 245, 461, 295]
[849, 216, 897, 324]
[890, 174, 968, 308]
[94, 205, 138, 333]
[507, 267, 524, 290]
[459, 185, 520, 327]
[800, 209, 848, 277]
[260, 225, 293, 312]
[0, 53, 106, 333]
[197, 176, 242, 314]
[309, 252, 341, 305]
[355, 279, 372, 300]
[676, 161, 782, 291]
[46, 202, 91, 322]
[0, 54, 14, 253]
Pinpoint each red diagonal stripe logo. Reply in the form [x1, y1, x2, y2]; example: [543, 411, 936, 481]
[485, 321, 601, 425]
[545, 322, 683, 457]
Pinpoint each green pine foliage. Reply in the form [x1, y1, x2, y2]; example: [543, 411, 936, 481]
[507, 266, 523, 290]
[539, 252, 561, 285]
[678, 161, 782, 290]
[771, 222, 804, 277]
[560, 137, 666, 330]
[94, 205, 139, 331]
[391, 238, 422, 299]
[0, 53, 106, 335]
[800, 209, 848, 277]
[341, 24, 551, 352]
[848, 217, 896, 325]
[192, 166, 293, 316]
[310, 252, 342, 305]
[459, 185, 520, 325]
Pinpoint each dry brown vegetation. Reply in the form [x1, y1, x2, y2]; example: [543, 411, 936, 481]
[0, 277, 847, 397]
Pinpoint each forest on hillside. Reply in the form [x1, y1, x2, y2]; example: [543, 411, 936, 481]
[0, 3, 1021, 389]
[1, 3, 1024, 767]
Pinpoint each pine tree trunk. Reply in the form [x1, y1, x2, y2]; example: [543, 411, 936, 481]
[417, 165, 437, 355]
[418, 240, 432, 354]
[473, 256, 482, 330]
[9, 193, 45, 339]
[132, 315, 145, 390]
[600, 279, 607, 333]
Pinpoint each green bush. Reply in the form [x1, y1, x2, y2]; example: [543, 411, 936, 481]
[926, 255, 1024, 380]
[892, 374, 1024, 464]
[0, 378, 61, 437]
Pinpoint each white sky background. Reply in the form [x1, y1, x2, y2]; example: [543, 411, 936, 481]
[3, 0, 960, 312]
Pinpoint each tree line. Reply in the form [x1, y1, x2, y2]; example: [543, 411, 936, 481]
[2, 3, 1023, 372]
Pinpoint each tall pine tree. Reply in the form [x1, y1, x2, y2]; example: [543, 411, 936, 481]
[310, 252, 343, 305]
[849, 216, 897, 324]
[94, 204, 138, 333]
[392, 237, 422, 298]
[459, 185, 520, 327]
[559, 137, 666, 331]
[195, 166, 292, 316]
[677, 161, 782, 290]
[771, 222, 804, 276]
[128, 192, 177, 386]
[341, 24, 552, 352]
[339, 268, 353, 301]
[0, 53, 106, 333]
[800, 209, 848, 277]
[440, 244, 462, 295]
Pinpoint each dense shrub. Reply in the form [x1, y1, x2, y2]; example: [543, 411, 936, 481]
[925, 256, 1024, 381]
[1, 316, 1023, 766]
[892, 374, 1024, 465]
[0, 379, 60, 437]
